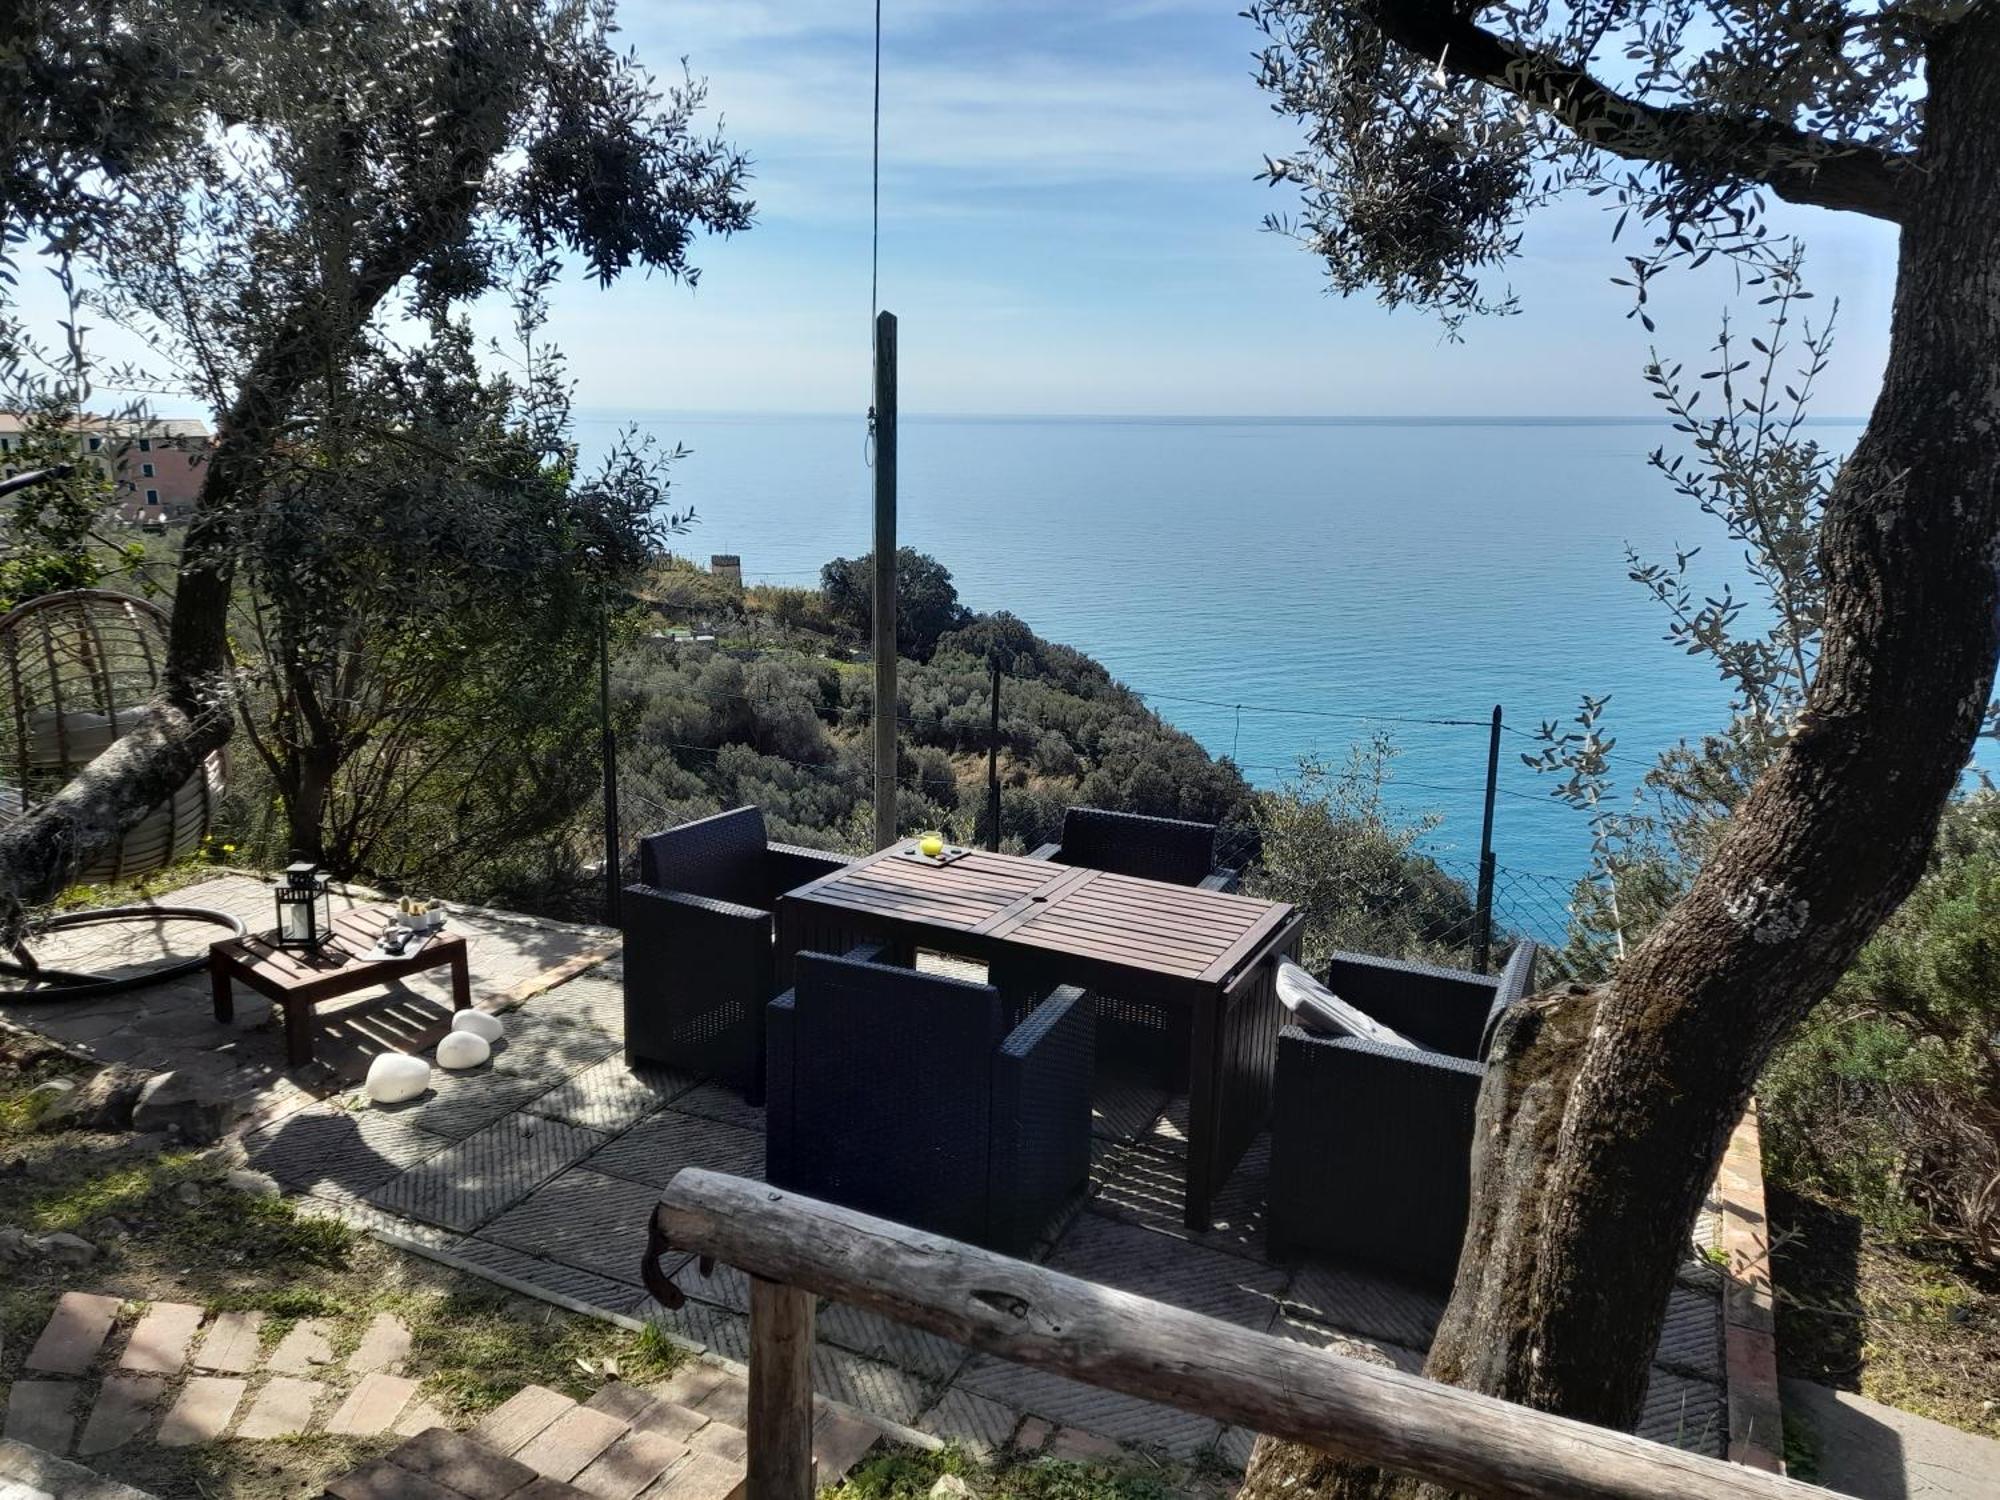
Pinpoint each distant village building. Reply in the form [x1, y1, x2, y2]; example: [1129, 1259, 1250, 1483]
[0, 413, 211, 527]
[709, 554, 743, 588]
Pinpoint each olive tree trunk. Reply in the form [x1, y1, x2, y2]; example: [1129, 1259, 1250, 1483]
[1240, 13, 2000, 1496]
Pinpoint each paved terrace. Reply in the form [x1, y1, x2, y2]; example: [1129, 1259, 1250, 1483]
[3, 874, 1733, 1471]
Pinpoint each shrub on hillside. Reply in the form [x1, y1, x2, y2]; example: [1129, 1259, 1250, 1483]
[1760, 791, 2000, 1263]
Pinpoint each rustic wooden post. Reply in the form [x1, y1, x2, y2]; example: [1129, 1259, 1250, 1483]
[871, 310, 898, 851]
[746, 1275, 816, 1500]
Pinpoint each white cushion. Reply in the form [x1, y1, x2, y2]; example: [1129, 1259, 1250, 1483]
[436, 1030, 491, 1070]
[364, 1052, 430, 1104]
[452, 1010, 504, 1043]
[1275, 958, 1423, 1051]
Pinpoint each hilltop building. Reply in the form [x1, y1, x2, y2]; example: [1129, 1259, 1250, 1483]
[0, 413, 211, 527]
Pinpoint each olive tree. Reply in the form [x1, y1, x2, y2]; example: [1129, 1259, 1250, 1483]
[1235, 3, 2000, 1495]
[0, 0, 750, 921]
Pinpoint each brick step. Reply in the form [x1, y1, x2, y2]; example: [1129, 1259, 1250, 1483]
[334, 1367, 884, 1500]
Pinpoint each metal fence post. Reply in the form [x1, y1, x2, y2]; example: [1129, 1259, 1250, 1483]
[1473, 703, 1501, 973]
[987, 662, 1002, 851]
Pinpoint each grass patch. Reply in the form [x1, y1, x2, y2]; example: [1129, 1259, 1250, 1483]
[827, 1445, 1175, 1500]
[405, 1283, 656, 1411]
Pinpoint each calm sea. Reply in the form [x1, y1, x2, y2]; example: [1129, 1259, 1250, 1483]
[577, 412, 1986, 904]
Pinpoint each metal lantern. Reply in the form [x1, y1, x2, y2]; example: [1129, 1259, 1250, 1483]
[274, 862, 333, 949]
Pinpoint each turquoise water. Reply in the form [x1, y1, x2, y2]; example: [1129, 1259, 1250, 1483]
[577, 411, 1945, 895]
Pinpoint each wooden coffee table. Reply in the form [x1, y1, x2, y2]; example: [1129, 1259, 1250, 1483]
[210, 905, 471, 1067]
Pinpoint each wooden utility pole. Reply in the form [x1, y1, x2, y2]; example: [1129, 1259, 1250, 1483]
[871, 311, 898, 850]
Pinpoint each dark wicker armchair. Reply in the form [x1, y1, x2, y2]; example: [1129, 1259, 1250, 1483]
[766, 946, 1094, 1255]
[1267, 941, 1538, 1288]
[1026, 806, 1238, 1086]
[621, 806, 855, 1100]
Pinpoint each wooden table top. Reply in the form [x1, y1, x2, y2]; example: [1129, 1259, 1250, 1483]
[212, 905, 463, 991]
[785, 845, 1295, 985]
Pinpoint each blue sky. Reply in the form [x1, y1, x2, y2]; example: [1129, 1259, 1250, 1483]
[540, 0, 1902, 418]
[22, 0, 1903, 420]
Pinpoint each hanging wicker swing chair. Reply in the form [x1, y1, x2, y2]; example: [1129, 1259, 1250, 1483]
[0, 588, 242, 998]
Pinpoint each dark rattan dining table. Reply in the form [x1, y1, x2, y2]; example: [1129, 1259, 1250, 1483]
[776, 844, 1302, 1230]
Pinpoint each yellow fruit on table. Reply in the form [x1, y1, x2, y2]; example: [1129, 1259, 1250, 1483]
[919, 834, 945, 858]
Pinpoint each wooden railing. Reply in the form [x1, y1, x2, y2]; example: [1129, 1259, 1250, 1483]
[643, 1170, 1848, 1500]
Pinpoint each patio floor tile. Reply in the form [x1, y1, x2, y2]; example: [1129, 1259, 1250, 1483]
[816, 1302, 969, 1384]
[526, 1058, 698, 1133]
[666, 1081, 765, 1134]
[1046, 1214, 1287, 1331]
[1090, 1068, 1170, 1145]
[632, 1297, 751, 1364]
[952, 1357, 1220, 1458]
[366, 1116, 607, 1232]
[1266, 1310, 1424, 1372]
[1280, 1259, 1446, 1351]
[584, 1110, 763, 1190]
[1655, 1284, 1724, 1380]
[916, 1388, 1021, 1458]
[808, 1345, 931, 1426]
[244, 1101, 446, 1201]
[1638, 1367, 1725, 1457]
[450, 1235, 652, 1316]
[478, 1168, 671, 1288]
[406, 1071, 560, 1143]
[520, 972, 624, 1034]
[487, 1012, 624, 1084]
[1087, 1138, 1267, 1262]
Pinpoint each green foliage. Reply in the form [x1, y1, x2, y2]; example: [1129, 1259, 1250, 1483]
[1252, 734, 1477, 966]
[613, 572, 1258, 861]
[821, 548, 973, 661]
[1761, 791, 2000, 1261]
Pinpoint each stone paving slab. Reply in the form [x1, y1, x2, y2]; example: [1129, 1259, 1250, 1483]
[478, 1167, 671, 1288]
[573, 1427, 688, 1500]
[474, 1385, 577, 1455]
[237, 1376, 324, 1439]
[77, 1374, 166, 1457]
[367, 1116, 607, 1233]
[267, 1318, 337, 1374]
[347, 1311, 413, 1374]
[157, 1376, 245, 1447]
[1047, 1213, 1287, 1331]
[5, 1379, 80, 1454]
[326, 1372, 418, 1437]
[192, 1310, 264, 1374]
[527, 1058, 700, 1134]
[0, 1437, 159, 1500]
[648, 1450, 746, 1500]
[583, 1110, 763, 1190]
[954, 1356, 1221, 1458]
[119, 1301, 204, 1375]
[515, 1405, 628, 1482]
[27, 1290, 124, 1375]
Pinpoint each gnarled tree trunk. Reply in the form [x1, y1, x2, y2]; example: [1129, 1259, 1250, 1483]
[1240, 12, 2000, 1496]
